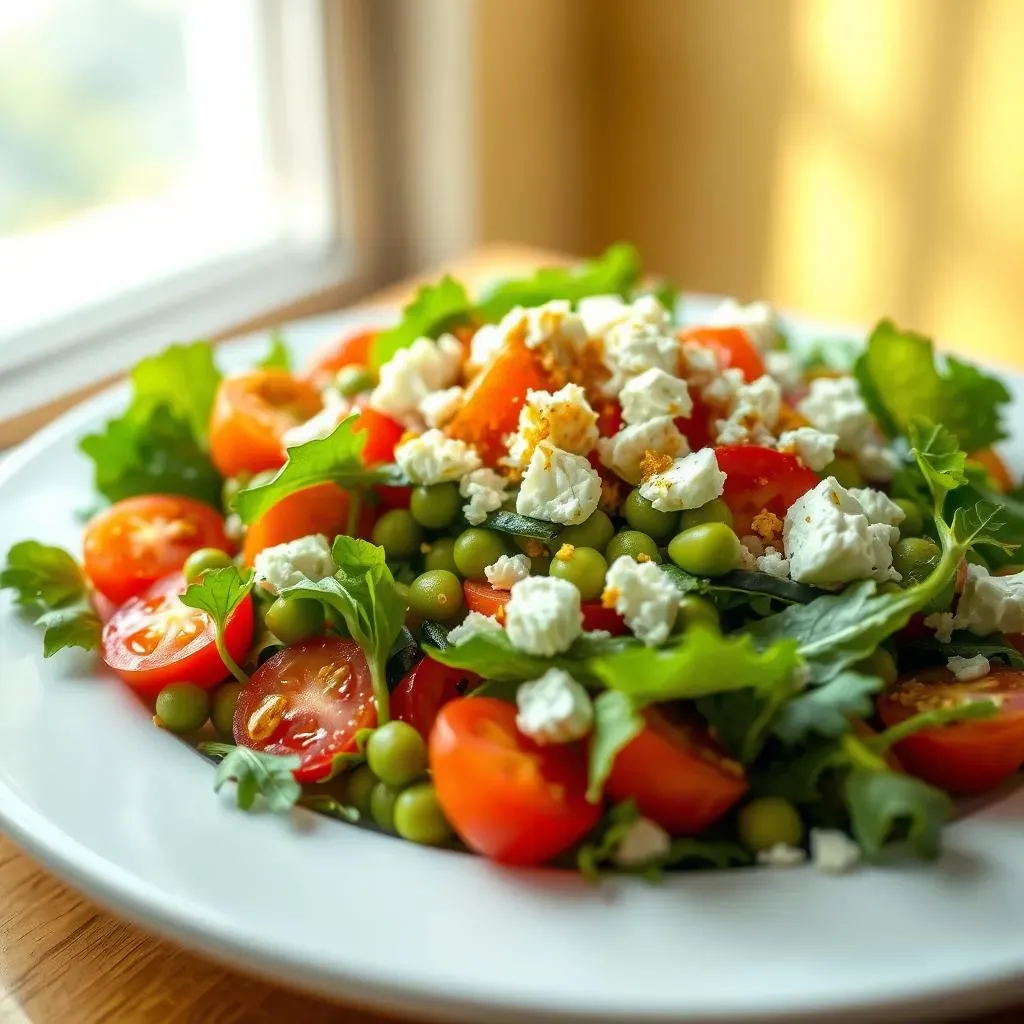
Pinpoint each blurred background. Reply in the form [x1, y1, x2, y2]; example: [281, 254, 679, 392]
[3, 0, 1023, 424]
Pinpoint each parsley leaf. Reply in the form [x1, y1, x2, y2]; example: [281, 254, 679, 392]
[257, 329, 292, 370]
[371, 275, 473, 367]
[771, 670, 882, 745]
[35, 606, 103, 658]
[180, 566, 254, 685]
[201, 741, 302, 812]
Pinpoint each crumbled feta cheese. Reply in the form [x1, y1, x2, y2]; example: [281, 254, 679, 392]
[597, 416, 690, 485]
[809, 829, 861, 874]
[857, 441, 899, 483]
[951, 565, 1024, 637]
[602, 315, 681, 394]
[947, 654, 992, 681]
[764, 350, 804, 392]
[704, 299, 779, 351]
[757, 843, 807, 868]
[490, 301, 589, 366]
[447, 611, 503, 645]
[505, 576, 583, 656]
[739, 535, 762, 570]
[713, 374, 782, 446]
[639, 447, 727, 513]
[395, 429, 481, 485]
[602, 556, 680, 646]
[506, 384, 599, 468]
[756, 547, 790, 578]
[924, 611, 955, 643]
[849, 487, 906, 527]
[515, 668, 594, 745]
[797, 376, 876, 451]
[702, 367, 745, 407]
[282, 389, 351, 448]
[678, 341, 723, 390]
[484, 553, 531, 590]
[370, 335, 463, 426]
[777, 427, 839, 472]
[783, 477, 900, 586]
[419, 385, 464, 428]
[253, 534, 335, 593]
[620, 368, 692, 424]
[579, 293, 668, 341]
[468, 323, 504, 368]
[459, 468, 509, 526]
[612, 816, 672, 867]
[516, 443, 602, 525]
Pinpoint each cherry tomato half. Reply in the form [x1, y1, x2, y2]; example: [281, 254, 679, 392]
[84, 495, 232, 605]
[430, 697, 601, 865]
[715, 444, 819, 535]
[351, 403, 405, 465]
[101, 572, 254, 695]
[209, 370, 322, 478]
[877, 666, 1024, 794]
[606, 707, 748, 834]
[679, 326, 765, 382]
[303, 328, 378, 391]
[391, 656, 479, 740]
[462, 580, 627, 634]
[234, 637, 376, 783]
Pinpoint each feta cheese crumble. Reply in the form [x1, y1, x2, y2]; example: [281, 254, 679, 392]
[602, 302, 680, 393]
[612, 817, 672, 867]
[516, 443, 602, 525]
[756, 547, 790, 578]
[777, 427, 839, 472]
[949, 565, 1024, 636]
[459, 468, 509, 526]
[505, 576, 583, 657]
[597, 416, 690, 485]
[515, 668, 594, 745]
[849, 487, 906, 528]
[369, 335, 463, 426]
[253, 534, 335, 593]
[757, 843, 807, 868]
[602, 555, 680, 646]
[446, 611, 503, 646]
[578, 293, 668, 341]
[638, 447, 727, 513]
[419, 385, 465, 428]
[713, 374, 782, 446]
[797, 376, 876, 452]
[764, 350, 804, 392]
[619, 367, 693, 424]
[395, 429, 481, 485]
[809, 829, 861, 874]
[506, 383, 599, 468]
[703, 298, 779, 351]
[947, 654, 992, 682]
[484, 553, 532, 590]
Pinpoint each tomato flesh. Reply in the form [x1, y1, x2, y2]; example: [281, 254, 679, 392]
[391, 656, 479, 740]
[351, 403, 405, 465]
[877, 666, 1024, 794]
[606, 708, 748, 834]
[462, 580, 627, 634]
[84, 494, 232, 605]
[101, 572, 254, 695]
[430, 698, 601, 865]
[234, 637, 377, 783]
[303, 328, 378, 390]
[715, 445, 819, 535]
[680, 326, 766, 382]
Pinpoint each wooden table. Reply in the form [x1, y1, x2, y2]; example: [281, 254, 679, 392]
[0, 245, 1020, 1023]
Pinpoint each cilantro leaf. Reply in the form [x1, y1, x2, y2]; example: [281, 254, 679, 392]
[201, 742, 302, 812]
[257, 329, 292, 370]
[180, 566, 254, 685]
[855, 320, 1011, 451]
[587, 691, 644, 802]
[950, 501, 1013, 553]
[771, 670, 882, 745]
[371, 275, 473, 367]
[908, 418, 967, 496]
[233, 417, 401, 524]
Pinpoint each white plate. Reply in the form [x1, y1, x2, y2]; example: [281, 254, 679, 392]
[3, 304, 1024, 1024]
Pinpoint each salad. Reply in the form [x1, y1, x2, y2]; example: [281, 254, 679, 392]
[4, 243, 1024, 878]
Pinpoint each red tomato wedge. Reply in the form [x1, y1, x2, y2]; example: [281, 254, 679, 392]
[101, 572, 254, 695]
[351, 403, 405, 465]
[209, 370, 322, 478]
[430, 697, 601, 865]
[462, 580, 627, 634]
[391, 656, 479, 740]
[675, 391, 715, 451]
[234, 637, 377, 783]
[679, 326, 766, 382]
[877, 666, 1024, 794]
[303, 327, 378, 390]
[606, 707, 748, 835]
[84, 495, 232, 605]
[715, 444, 819, 535]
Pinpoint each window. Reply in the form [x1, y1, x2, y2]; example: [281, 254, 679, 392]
[0, 0, 363, 418]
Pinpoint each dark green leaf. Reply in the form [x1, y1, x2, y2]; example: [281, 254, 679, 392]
[660, 565, 821, 605]
[749, 740, 842, 803]
[586, 690, 644, 802]
[257, 329, 292, 370]
[419, 620, 452, 651]
[371, 275, 473, 367]
[36, 605, 102, 657]
[386, 626, 421, 686]
[695, 690, 767, 760]
[900, 633, 1024, 670]
[660, 839, 750, 871]
[200, 742, 302, 812]
[484, 510, 562, 541]
[772, 671, 882, 745]
[1, 541, 88, 609]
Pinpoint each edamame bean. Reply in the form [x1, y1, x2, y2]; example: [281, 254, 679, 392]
[737, 797, 804, 853]
[372, 509, 423, 560]
[155, 682, 210, 734]
[855, 648, 898, 687]
[346, 763, 377, 819]
[675, 595, 720, 632]
[826, 456, 864, 490]
[410, 484, 462, 530]
[366, 720, 429, 788]
[394, 783, 453, 846]
[408, 570, 464, 621]
[667, 523, 741, 577]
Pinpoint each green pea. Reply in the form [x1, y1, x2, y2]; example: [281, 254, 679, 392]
[346, 763, 377, 819]
[370, 781, 401, 833]
[454, 528, 508, 581]
[855, 648, 898, 687]
[679, 498, 733, 531]
[893, 499, 925, 538]
[605, 530, 662, 564]
[372, 509, 423, 560]
[737, 797, 805, 853]
[394, 783, 453, 846]
[182, 547, 233, 584]
[408, 570, 464, 622]
[410, 484, 462, 530]
[826, 456, 864, 490]
[557, 509, 615, 552]
[264, 596, 324, 645]
[366, 720, 429, 788]
[667, 523, 741, 577]
[335, 363, 377, 397]
[155, 682, 210, 735]
[624, 489, 678, 540]
[550, 546, 608, 601]
[892, 536, 940, 586]
[211, 682, 242, 739]
[423, 537, 460, 575]
[675, 595, 720, 632]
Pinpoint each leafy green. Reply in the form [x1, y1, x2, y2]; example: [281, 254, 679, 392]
[234, 416, 402, 524]
[870, 700, 998, 752]
[371, 275, 473, 367]
[909, 418, 967, 494]
[130, 341, 222, 444]
[483, 510, 562, 542]
[749, 740, 842, 803]
[200, 742, 302, 812]
[660, 565, 821, 606]
[257, 329, 292, 370]
[854, 319, 1011, 451]
[587, 691, 644, 802]
[577, 801, 642, 880]
[900, 633, 1024, 670]
[299, 793, 360, 823]
[771, 671, 882, 745]
[1, 541, 101, 656]
[180, 566, 254, 685]
[279, 537, 406, 722]
[419, 620, 452, 651]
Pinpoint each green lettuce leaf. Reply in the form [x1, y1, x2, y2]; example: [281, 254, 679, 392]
[587, 691, 644, 802]
[257, 329, 292, 370]
[371, 275, 473, 367]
